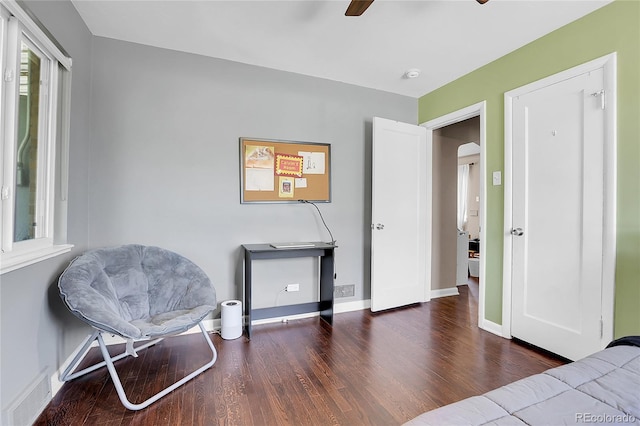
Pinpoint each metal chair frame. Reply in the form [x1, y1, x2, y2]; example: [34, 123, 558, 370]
[60, 321, 217, 410]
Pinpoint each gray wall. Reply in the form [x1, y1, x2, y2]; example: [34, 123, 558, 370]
[1, 0, 416, 412]
[88, 37, 416, 308]
[431, 132, 464, 290]
[0, 0, 92, 413]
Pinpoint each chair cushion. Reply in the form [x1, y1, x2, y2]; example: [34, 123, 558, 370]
[131, 306, 214, 337]
[59, 245, 217, 339]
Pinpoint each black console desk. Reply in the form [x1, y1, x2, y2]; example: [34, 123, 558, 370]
[242, 242, 336, 339]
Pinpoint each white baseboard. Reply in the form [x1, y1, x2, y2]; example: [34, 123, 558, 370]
[430, 287, 460, 299]
[334, 299, 371, 313]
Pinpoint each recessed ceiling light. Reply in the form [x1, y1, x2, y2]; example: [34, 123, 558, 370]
[404, 68, 421, 79]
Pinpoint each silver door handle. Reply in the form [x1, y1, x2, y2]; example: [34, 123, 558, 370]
[510, 227, 524, 236]
[376, 223, 385, 230]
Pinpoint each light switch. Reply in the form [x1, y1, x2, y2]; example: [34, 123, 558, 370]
[493, 171, 502, 186]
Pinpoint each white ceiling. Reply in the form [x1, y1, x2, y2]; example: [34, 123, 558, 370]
[71, 0, 612, 98]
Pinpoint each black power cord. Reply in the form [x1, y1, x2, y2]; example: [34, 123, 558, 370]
[298, 200, 336, 245]
[298, 200, 337, 279]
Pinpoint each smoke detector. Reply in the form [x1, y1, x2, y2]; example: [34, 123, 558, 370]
[404, 68, 421, 79]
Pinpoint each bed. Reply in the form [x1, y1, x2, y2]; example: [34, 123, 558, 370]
[405, 337, 640, 425]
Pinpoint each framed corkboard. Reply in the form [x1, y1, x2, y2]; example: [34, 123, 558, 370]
[240, 137, 331, 203]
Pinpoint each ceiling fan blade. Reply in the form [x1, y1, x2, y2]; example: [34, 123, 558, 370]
[476, 0, 489, 4]
[345, 0, 374, 16]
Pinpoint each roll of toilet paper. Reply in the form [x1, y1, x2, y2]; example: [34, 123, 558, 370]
[221, 300, 243, 340]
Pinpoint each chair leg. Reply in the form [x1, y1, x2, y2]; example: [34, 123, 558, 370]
[97, 321, 217, 410]
[60, 330, 162, 382]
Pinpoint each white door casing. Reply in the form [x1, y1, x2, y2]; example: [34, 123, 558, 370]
[504, 54, 617, 361]
[370, 117, 427, 312]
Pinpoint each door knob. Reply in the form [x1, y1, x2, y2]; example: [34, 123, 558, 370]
[510, 227, 524, 236]
[376, 223, 385, 230]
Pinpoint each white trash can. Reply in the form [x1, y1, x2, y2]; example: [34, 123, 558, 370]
[220, 300, 243, 340]
[468, 258, 480, 278]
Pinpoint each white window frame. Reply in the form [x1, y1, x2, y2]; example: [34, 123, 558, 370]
[0, 1, 72, 274]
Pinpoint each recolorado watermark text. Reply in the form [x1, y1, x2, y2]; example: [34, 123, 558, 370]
[576, 413, 637, 423]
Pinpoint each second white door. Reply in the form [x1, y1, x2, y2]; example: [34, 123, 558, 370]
[510, 66, 610, 361]
[371, 117, 428, 312]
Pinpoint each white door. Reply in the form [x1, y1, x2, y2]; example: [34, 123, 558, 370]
[371, 117, 428, 312]
[510, 68, 608, 361]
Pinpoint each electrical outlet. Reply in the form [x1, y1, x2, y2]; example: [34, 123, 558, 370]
[286, 284, 300, 292]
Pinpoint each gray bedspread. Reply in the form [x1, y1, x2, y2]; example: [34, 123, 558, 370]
[405, 345, 640, 425]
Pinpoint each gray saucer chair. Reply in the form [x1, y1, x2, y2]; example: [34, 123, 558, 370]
[58, 244, 218, 410]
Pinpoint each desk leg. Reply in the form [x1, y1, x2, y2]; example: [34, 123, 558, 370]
[244, 250, 252, 339]
[319, 248, 334, 326]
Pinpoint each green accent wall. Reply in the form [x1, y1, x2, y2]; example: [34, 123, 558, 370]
[418, 0, 640, 337]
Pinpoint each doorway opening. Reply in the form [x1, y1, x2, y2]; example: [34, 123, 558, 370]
[457, 141, 481, 298]
[423, 101, 487, 330]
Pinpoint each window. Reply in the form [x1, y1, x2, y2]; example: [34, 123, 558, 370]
[0, 2, 72, 273]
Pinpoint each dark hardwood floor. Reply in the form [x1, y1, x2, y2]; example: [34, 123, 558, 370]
[35, 278, 566, 425]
